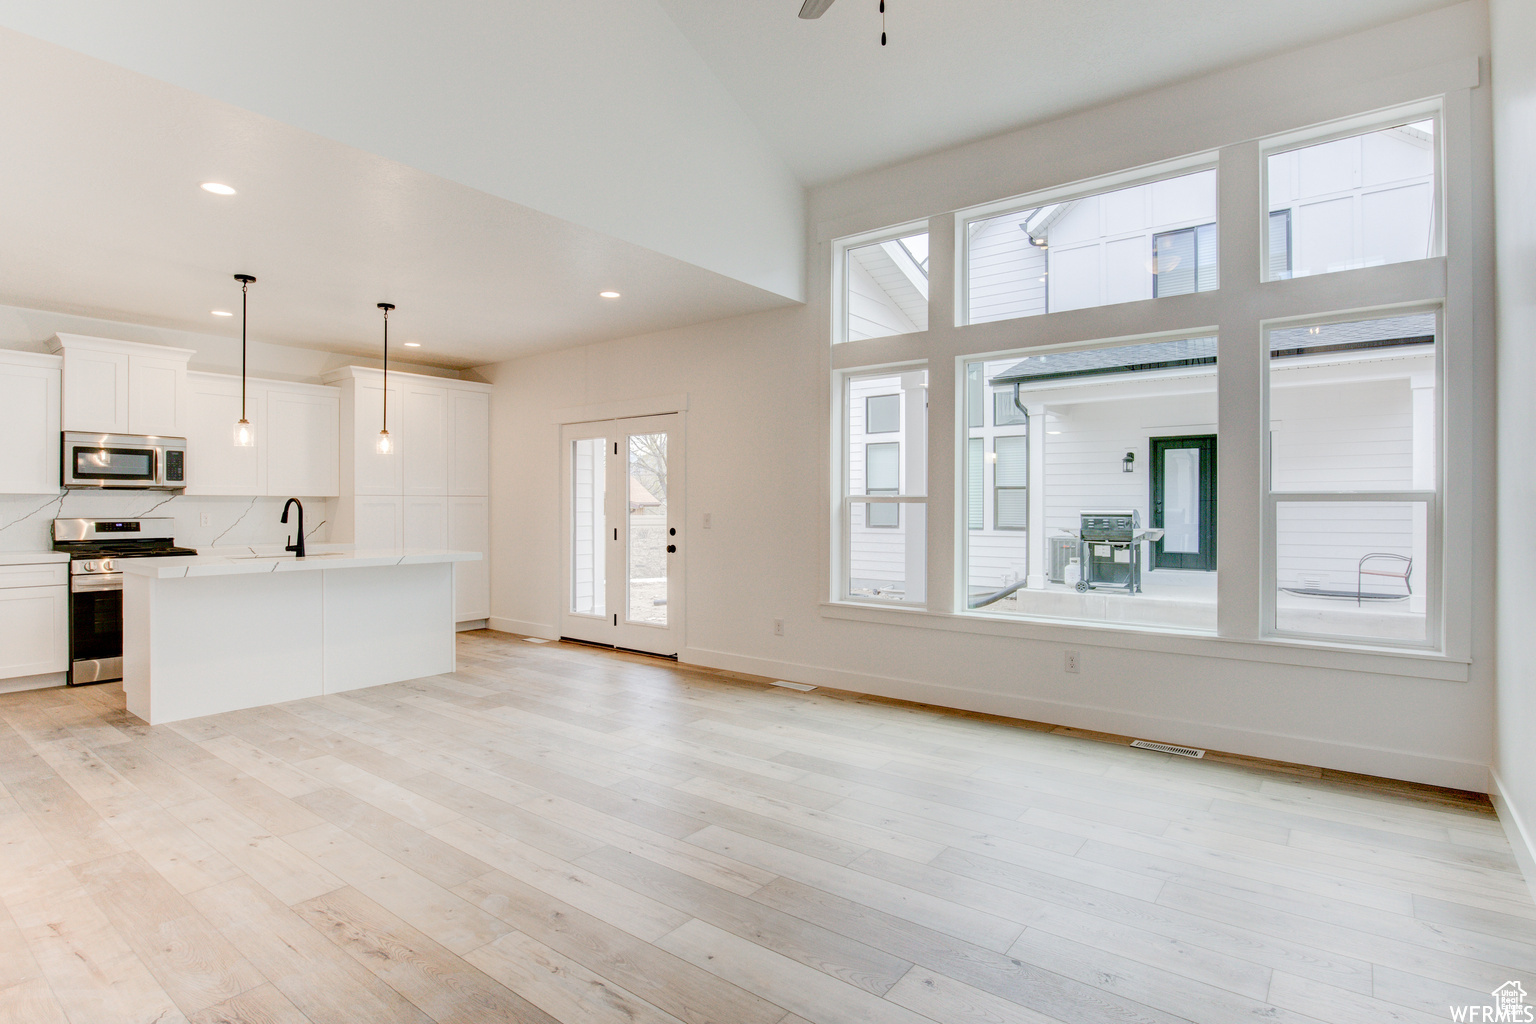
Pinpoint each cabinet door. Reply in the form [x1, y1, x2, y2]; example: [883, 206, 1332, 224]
[403, 383, 449, 495]
[449, 390, 490, 496]
[63, 349, 129, 433]
[354, 379, 403, 495]
[128, 354, 188, 436]
[353, 495, 404, 549]
[404, 495, 449, 548]
[0, 587, 68, 678]
[267, 388, 340, 497]
[0, 361, 61, 494]
[186, 376, 263, 495]
[447, 495, 490, 621]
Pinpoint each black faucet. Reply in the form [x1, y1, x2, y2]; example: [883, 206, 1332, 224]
[281, 498, 306, 558]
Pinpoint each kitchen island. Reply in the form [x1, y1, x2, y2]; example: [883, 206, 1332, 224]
[121, 548, 480, 724]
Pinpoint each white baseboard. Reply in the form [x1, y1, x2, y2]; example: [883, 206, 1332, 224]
[681, 644, 1491, 793]
[1491, 771, 1536, 908]
[455, 619, 489, 632]
[486, 617, 557, 640]
[0, 671, 66, 694]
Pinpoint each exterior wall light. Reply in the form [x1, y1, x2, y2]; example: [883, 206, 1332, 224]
[1123, 450, 1136, 473]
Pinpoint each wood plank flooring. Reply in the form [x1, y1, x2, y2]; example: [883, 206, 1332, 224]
[0, 629, 1531, 1023]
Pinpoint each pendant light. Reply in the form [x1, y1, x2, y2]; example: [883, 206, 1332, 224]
[233, 274, 257, 446]
[376, 302, 395, 455]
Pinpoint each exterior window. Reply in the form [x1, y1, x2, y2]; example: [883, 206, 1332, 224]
[866, 394, 901, 434]
[1268, 210, 1293, 280]
[841, 230, 929, 342]
[962, 336, 1217, 631]
[865, 442, 900, 527]
[993, 391, 1028, 426]
[964, 167, 1216, 325]
[1152, 223, 1218, 296]
[967, 438, 984, 530]
[1267, 309, 1437, 644]
[1265, 117, 1437, 280]
[843, 368, 927, 603]
[994, 435, 1028, 530]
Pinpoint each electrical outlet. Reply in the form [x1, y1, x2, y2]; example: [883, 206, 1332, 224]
[772, 618, 784, 636]
[1064, 649, 1081, 674]
[702, 513, 713, 529]
[200, 512, 211, 527]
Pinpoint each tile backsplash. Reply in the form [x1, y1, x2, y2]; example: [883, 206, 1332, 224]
[0, 490, 337, 552]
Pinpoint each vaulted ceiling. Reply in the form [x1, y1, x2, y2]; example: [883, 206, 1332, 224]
[0, 0, 1464, 367]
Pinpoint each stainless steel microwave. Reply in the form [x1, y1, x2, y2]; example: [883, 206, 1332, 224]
[61, 432, 186, 490]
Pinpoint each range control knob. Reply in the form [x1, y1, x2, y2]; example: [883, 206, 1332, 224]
[102, 559, 115, 572]
[80, 560, 94, 572]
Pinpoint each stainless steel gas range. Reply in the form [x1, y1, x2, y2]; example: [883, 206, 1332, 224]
[51, 518, 197, 685]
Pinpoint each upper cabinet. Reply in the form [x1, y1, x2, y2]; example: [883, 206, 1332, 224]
[48, 334, 193, 437]
[0, 350, 62, 494]
[325, 367, 490, 500]
[403, 382, 450, 496]
[449, 390, 490, 496]
[185, 372, 339, 498]
[267, 386, 340, 497]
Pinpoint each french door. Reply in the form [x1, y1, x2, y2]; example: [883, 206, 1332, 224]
[559, 414, 684, 656]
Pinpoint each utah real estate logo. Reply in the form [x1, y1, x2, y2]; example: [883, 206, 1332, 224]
[1451, 981, 1534, 1022]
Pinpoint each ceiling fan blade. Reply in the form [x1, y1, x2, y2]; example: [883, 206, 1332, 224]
[799, 0, 837, 19]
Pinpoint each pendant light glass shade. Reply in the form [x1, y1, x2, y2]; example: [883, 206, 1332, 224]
[377, 302, 395, 455]
[233, 274, 257, 446]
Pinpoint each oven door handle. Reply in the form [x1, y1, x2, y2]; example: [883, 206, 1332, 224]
[71, 574, 124, 593]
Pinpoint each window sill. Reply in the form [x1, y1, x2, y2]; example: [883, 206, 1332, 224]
[818, 600, 1469, 682]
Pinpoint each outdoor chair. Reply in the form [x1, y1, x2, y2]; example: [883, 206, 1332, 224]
[1357, 552, 1412, 605]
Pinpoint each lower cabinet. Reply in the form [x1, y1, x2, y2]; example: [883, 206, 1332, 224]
[448, 496, 490, 622]
[351, 495, 404, 549]
[404, 496, 449, 548]
[0, 564, 69, 679]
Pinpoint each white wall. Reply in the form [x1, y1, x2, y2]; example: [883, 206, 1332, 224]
[1490, 0, 1536, 889]
[484, 4, 1494, 793]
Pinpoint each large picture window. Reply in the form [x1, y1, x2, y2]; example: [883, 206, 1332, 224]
[963, 166, 1217, 325]
[1265, 114, 1438, 280]
[1266, 309, 1438, 643]
[842, 368, 927, 603]
[962, 335, 1217, 631]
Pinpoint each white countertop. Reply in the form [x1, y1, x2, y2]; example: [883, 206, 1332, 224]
[0, 551, 70, 565]
[120, 548, 481, 579]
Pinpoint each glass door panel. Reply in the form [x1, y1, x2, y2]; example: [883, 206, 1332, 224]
[570, 436, 607, 617]
[626, 432, 668, 626]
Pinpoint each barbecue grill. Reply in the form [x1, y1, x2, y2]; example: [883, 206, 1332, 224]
[1060, 509, 1164, 595]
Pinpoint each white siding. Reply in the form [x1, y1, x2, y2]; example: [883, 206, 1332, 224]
[1271, 378, 1413, 491]
[847, 244, 925, 341]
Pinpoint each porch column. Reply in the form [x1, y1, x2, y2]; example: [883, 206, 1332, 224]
[1027, 403, 1048, 588]
[1410, 372, 1434, 614]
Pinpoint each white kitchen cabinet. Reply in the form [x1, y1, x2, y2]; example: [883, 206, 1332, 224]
[0, 560, 69, 680]
[49, 335, 193, 437]
[186, 373, 264, 496]
[0, 350, 62, 494]
[404, 383, 450, 495]
[266, 385, 340, 497]
[448, 495, 490, 621]
[404, 495, 449, 548]
[350, 494, 404, 549]
[128, 353, 189, 436]
[449, 389, 490, 496]
[349, 377, 404, 496]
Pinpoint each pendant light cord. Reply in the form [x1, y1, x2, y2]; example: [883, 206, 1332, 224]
[378, 302, 395, 436]
[240, 278, 248, 422]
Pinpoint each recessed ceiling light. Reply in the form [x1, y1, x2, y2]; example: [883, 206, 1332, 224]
[200, 182, 237, 195]
[211, 310, 233, 317]
[403, 342, 421, 347]
[599, 291, 621, 299]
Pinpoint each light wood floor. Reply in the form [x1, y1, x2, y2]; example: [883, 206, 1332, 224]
[1, 630, 1532, 1024]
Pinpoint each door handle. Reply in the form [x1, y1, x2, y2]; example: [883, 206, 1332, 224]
[667, 545, 677, 553]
